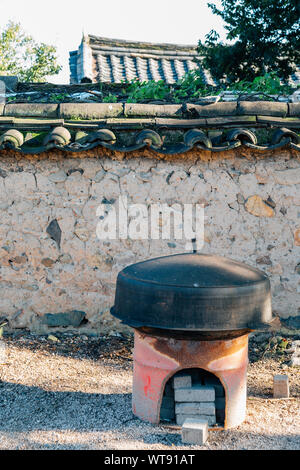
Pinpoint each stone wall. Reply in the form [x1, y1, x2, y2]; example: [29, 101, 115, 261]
[0, 148, 299, 332]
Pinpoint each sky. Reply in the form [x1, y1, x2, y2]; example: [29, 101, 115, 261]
[0, 0, 226, 84]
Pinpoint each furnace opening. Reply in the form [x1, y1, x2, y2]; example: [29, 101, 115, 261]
[160, 368, 225, 427]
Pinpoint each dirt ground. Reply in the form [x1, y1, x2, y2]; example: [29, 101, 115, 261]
[0, 331, 299, 450]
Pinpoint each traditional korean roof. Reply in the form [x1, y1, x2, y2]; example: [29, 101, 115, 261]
[69, 35, 215, 85]
[69, 34, 300, 88]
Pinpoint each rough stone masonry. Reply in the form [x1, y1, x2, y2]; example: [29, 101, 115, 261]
[0, 148, 299, 332]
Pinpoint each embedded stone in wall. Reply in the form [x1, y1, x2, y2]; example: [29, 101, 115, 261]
[256, 255, 272, 265]
[41, 258, 56, 267]
[273, 168, 300, 186]
[42, 310, 86, 327]
[46, 219, 62, 249]
[294, 229, 300, 246]
[245, 195, 274, 218]
[48, 170, 68, 183]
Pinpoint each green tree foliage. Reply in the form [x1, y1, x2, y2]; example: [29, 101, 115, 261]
[198, 0, 300, 83]
[0, 21, 61, 82]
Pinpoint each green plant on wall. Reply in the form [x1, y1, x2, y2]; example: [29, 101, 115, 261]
[172, 69, 214, 101]
[126, 79, 169, 102]
[49, 93, 69, 102]
[102, 93, 118, 103]
[228, 72, 294, 95]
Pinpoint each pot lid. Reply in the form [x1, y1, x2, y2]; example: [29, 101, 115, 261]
[111, 253, 273, 331]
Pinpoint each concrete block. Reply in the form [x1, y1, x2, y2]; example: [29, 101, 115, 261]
[173, 374, 192, 389]
[175, 402, 215, 416]
[273, 375, 289, 398]
[175, 385, 215, 403]
[177, 413, 216, 426]
[181, 418, 209, 445]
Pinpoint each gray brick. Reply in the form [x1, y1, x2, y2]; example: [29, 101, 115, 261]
[273, 375, 289, 398]
[178, 414, 215, 427]
[173, 374, 192, 389]
[175, 402, 215, 416]
[181, 418, 208, 445]
[175, 385, 215, 403]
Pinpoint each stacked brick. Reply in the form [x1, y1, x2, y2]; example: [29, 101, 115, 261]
[160, 371, 225, 427]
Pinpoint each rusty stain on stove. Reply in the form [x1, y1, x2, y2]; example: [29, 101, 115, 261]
[132, 329, 249, 428]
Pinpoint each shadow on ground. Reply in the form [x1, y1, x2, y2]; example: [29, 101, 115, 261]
[0, 381, 299, 450]
[2, 332, 134, 363]
[0, 381, 138, 432]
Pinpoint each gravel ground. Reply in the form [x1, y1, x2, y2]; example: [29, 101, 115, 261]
[0, 331, 299, 450]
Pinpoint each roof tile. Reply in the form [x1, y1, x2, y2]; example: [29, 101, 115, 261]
[4, 103, 59, 118]
[237, 102, 288, 117]
[289, 103, 300, 116]
[124, 103, 182, 117]
[185, 102, 237, 117]
[59, 103, 123, 120]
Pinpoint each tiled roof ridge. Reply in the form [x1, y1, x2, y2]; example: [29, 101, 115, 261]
[1, 101, 300, 120]
[0, 124, 299, 155]
[0, 101, 299, 155]
[87, 35, 198, 53]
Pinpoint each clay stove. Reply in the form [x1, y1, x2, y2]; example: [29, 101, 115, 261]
[111, 253, 273, 429]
